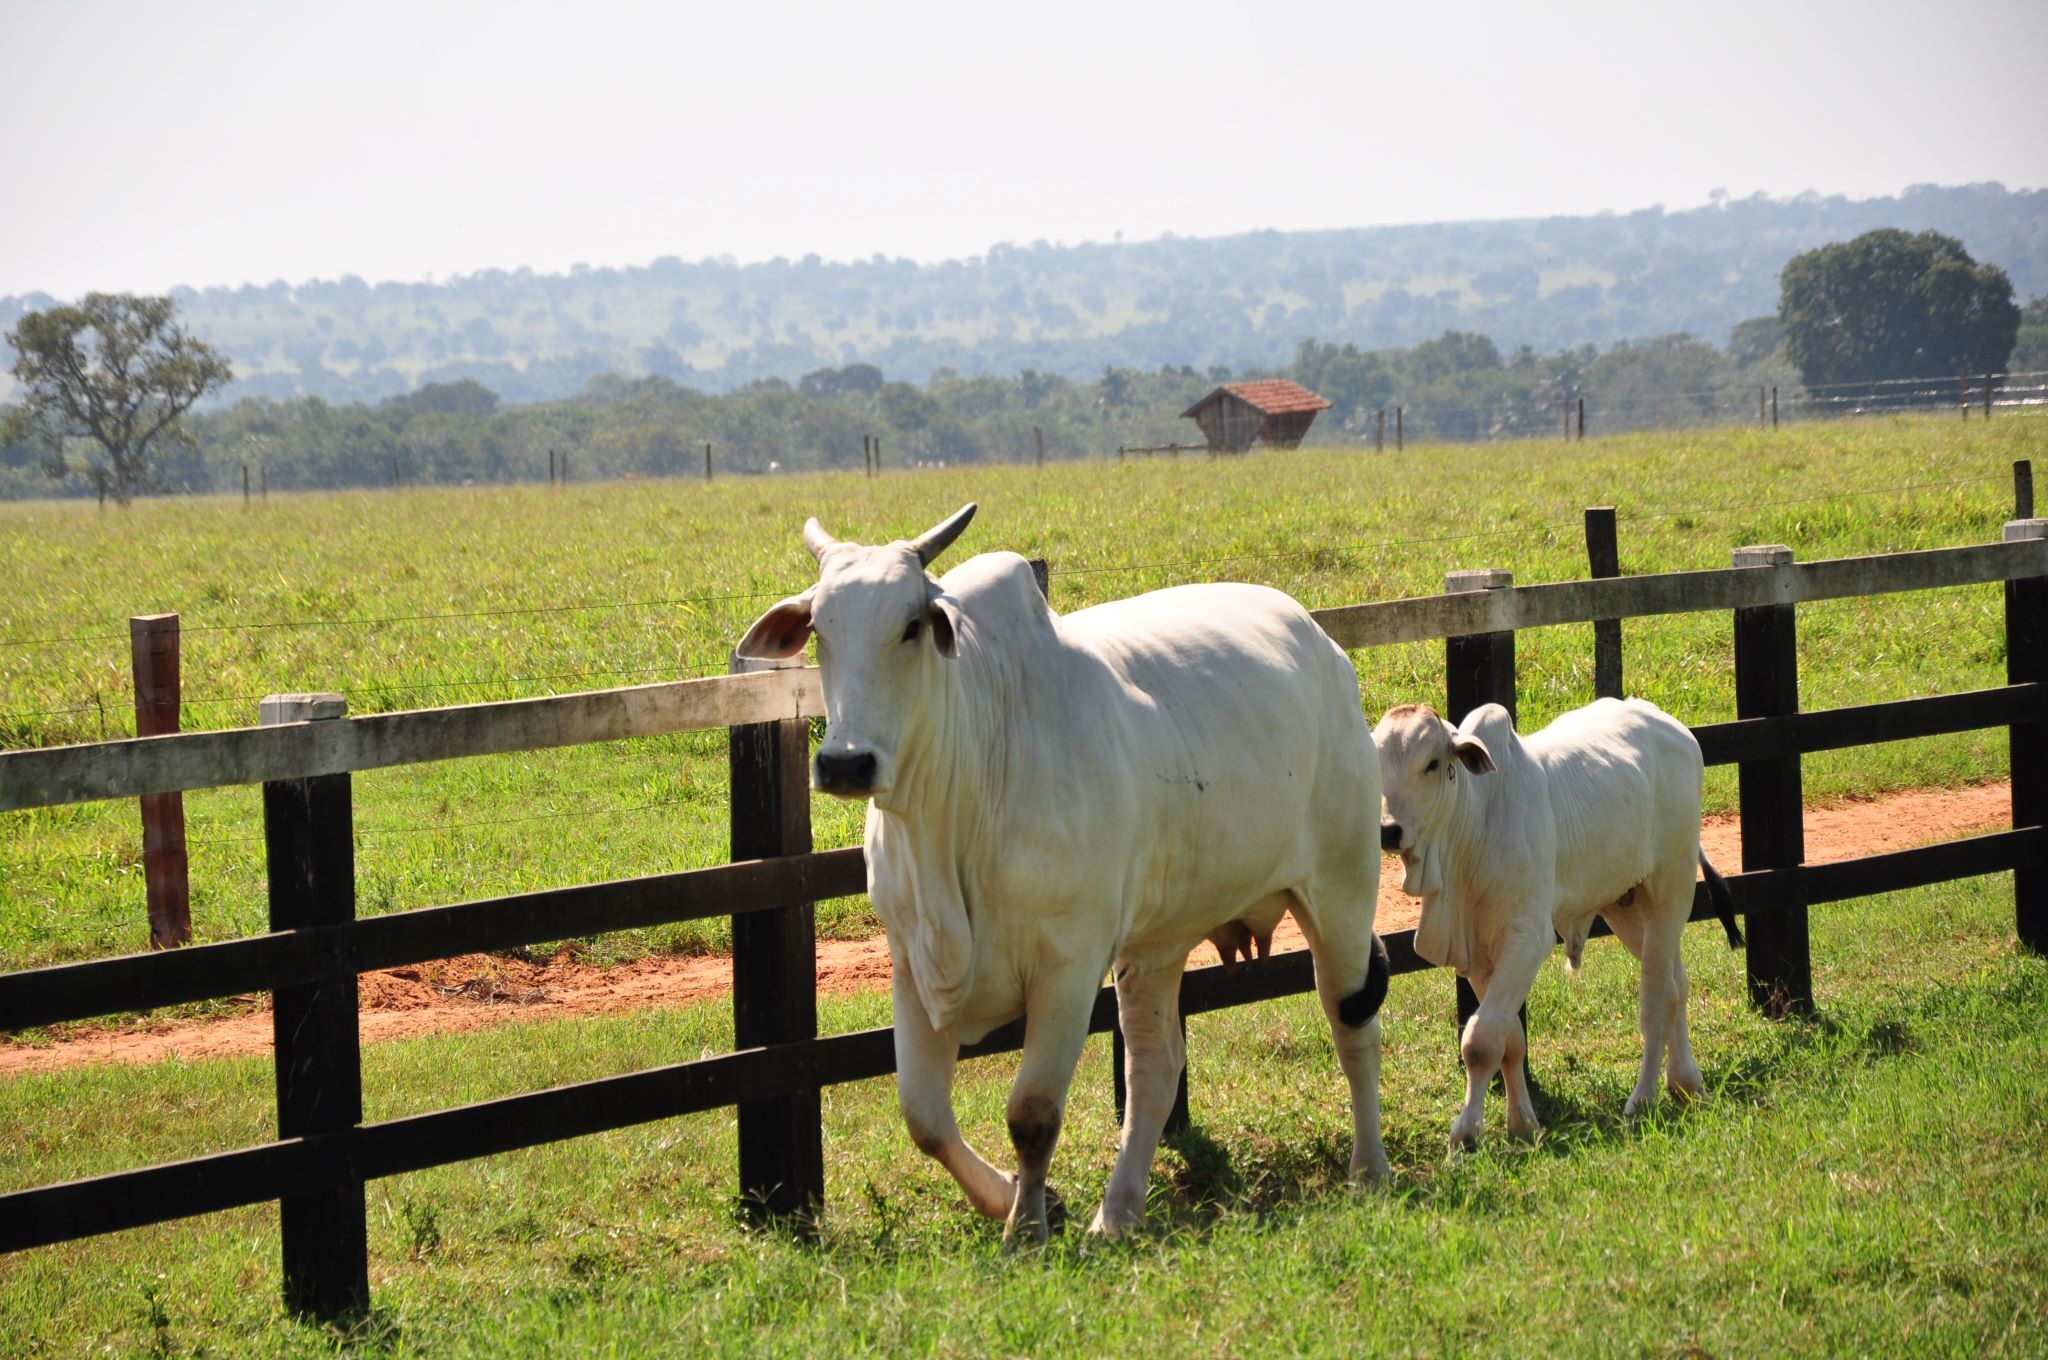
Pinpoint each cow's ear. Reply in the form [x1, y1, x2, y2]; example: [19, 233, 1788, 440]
[926, 594, 961, 658]
[1452, 733, 1495, 775]
[736, 588, 816, 659]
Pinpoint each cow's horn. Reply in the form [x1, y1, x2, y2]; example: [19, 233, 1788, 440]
[802, 518, 838, 561]
[909, 503, 978, 567]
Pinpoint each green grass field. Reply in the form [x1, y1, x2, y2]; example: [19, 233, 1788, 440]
[2, 872, 2042, 1356]
[1, 413, 2042, 978]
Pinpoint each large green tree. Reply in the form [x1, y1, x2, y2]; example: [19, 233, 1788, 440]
[1777, 229, 2019, 387]
[4, 293, 232, 504]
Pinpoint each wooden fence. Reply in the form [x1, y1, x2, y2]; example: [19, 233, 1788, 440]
[4, 520, 2048, 1318]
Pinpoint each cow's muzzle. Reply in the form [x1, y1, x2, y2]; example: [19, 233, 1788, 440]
[1379, 821, 1405, 852]
[814, 749, 879, 797]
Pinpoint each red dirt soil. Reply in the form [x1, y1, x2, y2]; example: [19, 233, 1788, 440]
[0, 781, 2013, 1077]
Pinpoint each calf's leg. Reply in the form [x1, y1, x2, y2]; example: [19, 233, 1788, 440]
[1623, 903, 1688, 1119]
[1499, 1008, 1539, 1139]
[1452, 924, 1549, 1150]
[891, 969, 1014, 1220]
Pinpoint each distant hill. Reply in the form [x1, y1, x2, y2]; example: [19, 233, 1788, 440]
[4, 183, 2043, 406]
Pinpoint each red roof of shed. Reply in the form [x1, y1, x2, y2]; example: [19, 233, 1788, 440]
[1181, 379, 1332, 419]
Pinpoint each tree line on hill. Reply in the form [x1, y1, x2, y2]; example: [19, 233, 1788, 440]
[3, 183, 2043, 407]
[4, 229, 2041, 501]
[0, 324, 1826, 497]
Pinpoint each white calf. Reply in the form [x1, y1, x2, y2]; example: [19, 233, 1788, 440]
[1373, 698, 1742, 1147]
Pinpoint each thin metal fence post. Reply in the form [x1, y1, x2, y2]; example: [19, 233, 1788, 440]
[259, 692, 367, 1319]
[2016, 460, 2034, 520]
[2005, 519, 2048, 954]
[132, 614, 191, 949]
[1731, 545, 1811, 1015]
[1444, 569, 1520, 1043]
[728, 651, 823, 1227]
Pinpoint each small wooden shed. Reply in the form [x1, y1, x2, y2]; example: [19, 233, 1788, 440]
[1180, 380, 1333, 453]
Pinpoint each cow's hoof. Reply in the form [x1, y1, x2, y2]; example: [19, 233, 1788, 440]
[1001, 1217, 1050, 1254]
[1044, 1182, 1067, 1234]
[1347, 1157, 1392, 1187]
[1448, 1130, 1479, 1157]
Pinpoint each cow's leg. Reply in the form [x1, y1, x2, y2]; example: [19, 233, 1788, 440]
[1291, 903, 1392, 1184]
[1002, 973, 1097, 1252]
[1452, 924, 1548, 1150]
[891, 969, 1013, 1220]
[1091, 958, 1186, 1237]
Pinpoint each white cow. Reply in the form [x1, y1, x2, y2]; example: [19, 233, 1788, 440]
[737, 505, 1390, 1247]
[1372, 697, 1742, 1149]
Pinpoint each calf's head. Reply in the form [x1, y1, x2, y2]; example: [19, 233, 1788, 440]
[735, 504, 976, 802]
[1371, 705, 1494, 888]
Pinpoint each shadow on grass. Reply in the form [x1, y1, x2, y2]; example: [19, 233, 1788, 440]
[783, 965, 2031, 1268]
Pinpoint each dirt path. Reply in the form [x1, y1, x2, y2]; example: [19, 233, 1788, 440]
[1, 781, 2013, 1077]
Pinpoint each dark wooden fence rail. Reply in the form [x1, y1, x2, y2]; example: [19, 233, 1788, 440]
[6, 522, 2048, 1320]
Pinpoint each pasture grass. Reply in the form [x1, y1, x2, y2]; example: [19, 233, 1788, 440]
[1, 413, 2042, 977]
[1, 873, 2043, 1355]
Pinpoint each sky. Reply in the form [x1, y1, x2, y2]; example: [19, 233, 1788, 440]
[4, 0, 2046, 299]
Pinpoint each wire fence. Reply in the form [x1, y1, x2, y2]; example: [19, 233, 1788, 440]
[1295, 369, 2048, 447]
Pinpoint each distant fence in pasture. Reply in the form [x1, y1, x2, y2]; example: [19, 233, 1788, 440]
[5, 498, 2048, 1319]
[1303, 367, 2048, 450]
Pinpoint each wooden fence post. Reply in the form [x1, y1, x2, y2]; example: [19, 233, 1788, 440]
[2004, 519, 2048, 954]
[728, 652, 823, 1227]
[2017, 460, 2034, 519]
[1396, 407, 1404, 451]
[1584, 509, 1623, 700]
[1985, 372, 1994, 419]
[1035, 425, 1045, 468]
[259, 692, 366, 1319]
[1759, 386, 1766, 430]
[1731, 545, 1811, 1016]
[705, 443, 713, 482]
[1444, 569, 1519, 1042]
[242, 464, 250, 504]
[1770, 387, 1778, 431]
[1376, 409, 1386, 452]
[1577, 396, 1586, 441]
[131, 615, 190, 949]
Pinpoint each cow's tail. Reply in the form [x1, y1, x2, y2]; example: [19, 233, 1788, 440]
[1338, 934, 1391, 1028]
[1699, 850, 1743, 949]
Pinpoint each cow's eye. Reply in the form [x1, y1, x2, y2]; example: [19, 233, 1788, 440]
[1424, 758, 1440, 774]
[901, 617, 922, 644]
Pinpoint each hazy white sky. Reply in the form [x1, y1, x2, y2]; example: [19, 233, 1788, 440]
[4, 0, 2045, 298]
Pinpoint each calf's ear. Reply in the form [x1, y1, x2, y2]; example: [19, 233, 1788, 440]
[1452, 733, 1495, 775]
[735, 588, 816, 659]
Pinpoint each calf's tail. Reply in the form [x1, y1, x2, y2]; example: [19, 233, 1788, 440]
[1699, 850, 1744, 949]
